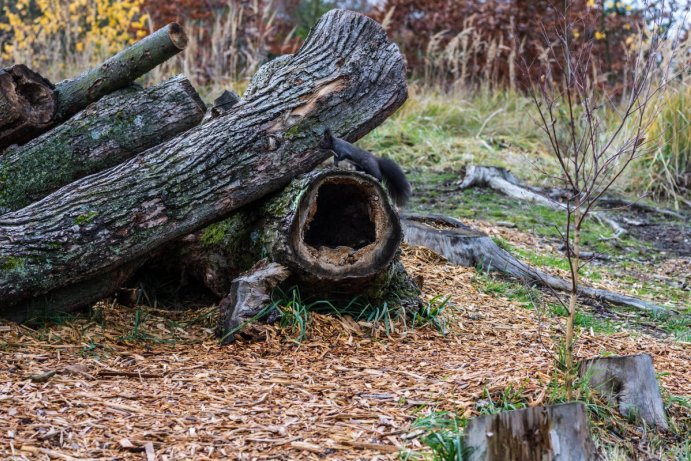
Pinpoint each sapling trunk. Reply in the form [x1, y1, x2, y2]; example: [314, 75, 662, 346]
[565, 202, 581, 401]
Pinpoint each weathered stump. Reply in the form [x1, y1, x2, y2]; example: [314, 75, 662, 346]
[464, 403, 597, 461]
[0, 75, 205, 212]
[0, 9, 407, 317]
[0, 65, 55, 150]
[580, 354, 668, 430]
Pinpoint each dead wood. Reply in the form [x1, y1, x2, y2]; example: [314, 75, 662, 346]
[459, 165, 627, 237]
[580, 354, 668, 430]
[0, 65, 55, 150]
[0, 10, 407, 317]
[464, 403, 597, 461]
[401, 213, 669, 313]
[53, 23, 188, 121]
[0, 75, 205, 212]
[218, 261, 291, 344]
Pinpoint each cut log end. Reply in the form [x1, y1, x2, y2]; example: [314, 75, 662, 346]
[289, 171, 402, 281]
[0, 65, 56, 150]
[166, 22, 188, 50]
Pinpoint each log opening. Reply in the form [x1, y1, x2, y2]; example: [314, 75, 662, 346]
[303, 182, 376, 250]
[291, 172, 401, 280]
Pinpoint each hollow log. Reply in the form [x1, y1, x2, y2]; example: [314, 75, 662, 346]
[0, 9, 408, 314]
[401, 213, 668, 313]
[0, 65, 55, 151]
[145, 169, 407, 298]
[464, 403, 597, 461]
[137, 169, 419, 339]
[580, 354, 668, 430]
[53, 23, 188, 121]
[0, 75, 205, 212]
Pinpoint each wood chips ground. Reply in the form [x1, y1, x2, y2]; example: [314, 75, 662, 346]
[1, 246, 689, 460]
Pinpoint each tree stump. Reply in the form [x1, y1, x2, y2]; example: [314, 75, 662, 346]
[464, 403, 597, 461]
[580, 354, 668, 430]
[0, 9, 407, 315]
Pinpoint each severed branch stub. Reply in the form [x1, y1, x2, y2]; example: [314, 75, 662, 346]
[464, 403, 597, 461]
[53, 23, 189, 122]
[580, 353, 668, 430]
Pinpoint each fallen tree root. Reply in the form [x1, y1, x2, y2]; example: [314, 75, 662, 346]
[458, 165, 628, 238]
[401, 213, 670, 314]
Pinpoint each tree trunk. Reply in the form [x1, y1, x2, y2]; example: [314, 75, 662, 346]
[53, 23, 188, 121]
[580, 354, 668, 430]
[0, 9, 408, 314]
[0, 75, 205, 212]
[0, 65, 55, 151]
[401, 213, 668, 313]
[464, 403, 597, 461]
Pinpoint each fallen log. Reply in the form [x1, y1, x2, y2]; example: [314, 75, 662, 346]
[0, 65, 55, 150]
[53, 23, 188, 121]
[0, 9, 408, 315]
[0, 75, 205, 212]
[464, 403, 597, 461]
[132, 169, 419, 339]
[580, 354, 668, 430]
[401, 213, 669, 313]
[459, 165, 627, 238]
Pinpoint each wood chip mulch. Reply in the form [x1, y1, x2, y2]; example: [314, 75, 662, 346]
[1, 246, 688, 460]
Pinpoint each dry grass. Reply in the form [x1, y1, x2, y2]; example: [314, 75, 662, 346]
[0, 246, 688, 460]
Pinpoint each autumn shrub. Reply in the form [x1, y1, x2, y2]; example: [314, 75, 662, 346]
[0, 0, 149, 80]
[373, 0, 648, 91]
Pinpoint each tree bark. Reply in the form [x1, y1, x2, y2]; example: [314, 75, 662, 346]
[580, 354, 668, 430]
[53, 23, 188, 121]
[0, 65, 55, 151]
[0, 9, 408, 313]
[401, 213, 669, 313]
[464, 403, 597, 461]
[0, 75, 205, 212]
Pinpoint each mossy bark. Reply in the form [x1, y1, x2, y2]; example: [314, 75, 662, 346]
[0, 75, 205, 212]
[0, 10, 408, 313]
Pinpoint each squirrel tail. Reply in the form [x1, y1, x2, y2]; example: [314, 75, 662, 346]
[378, 157, 412, 207]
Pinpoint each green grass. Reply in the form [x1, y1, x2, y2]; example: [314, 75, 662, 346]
[401, 411, 470, 461]
[472, 272, 541, 310]
[549, 303, 619, 335]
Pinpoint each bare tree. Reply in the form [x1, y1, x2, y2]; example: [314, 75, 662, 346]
[530, 3, 675, 399]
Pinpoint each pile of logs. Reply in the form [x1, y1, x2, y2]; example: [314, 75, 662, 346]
[0, 10, 417, 337]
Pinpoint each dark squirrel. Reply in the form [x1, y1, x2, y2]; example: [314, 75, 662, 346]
[320, 128, 412, 207]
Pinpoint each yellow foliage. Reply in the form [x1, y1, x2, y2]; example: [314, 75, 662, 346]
[0, 0, 149, 65]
